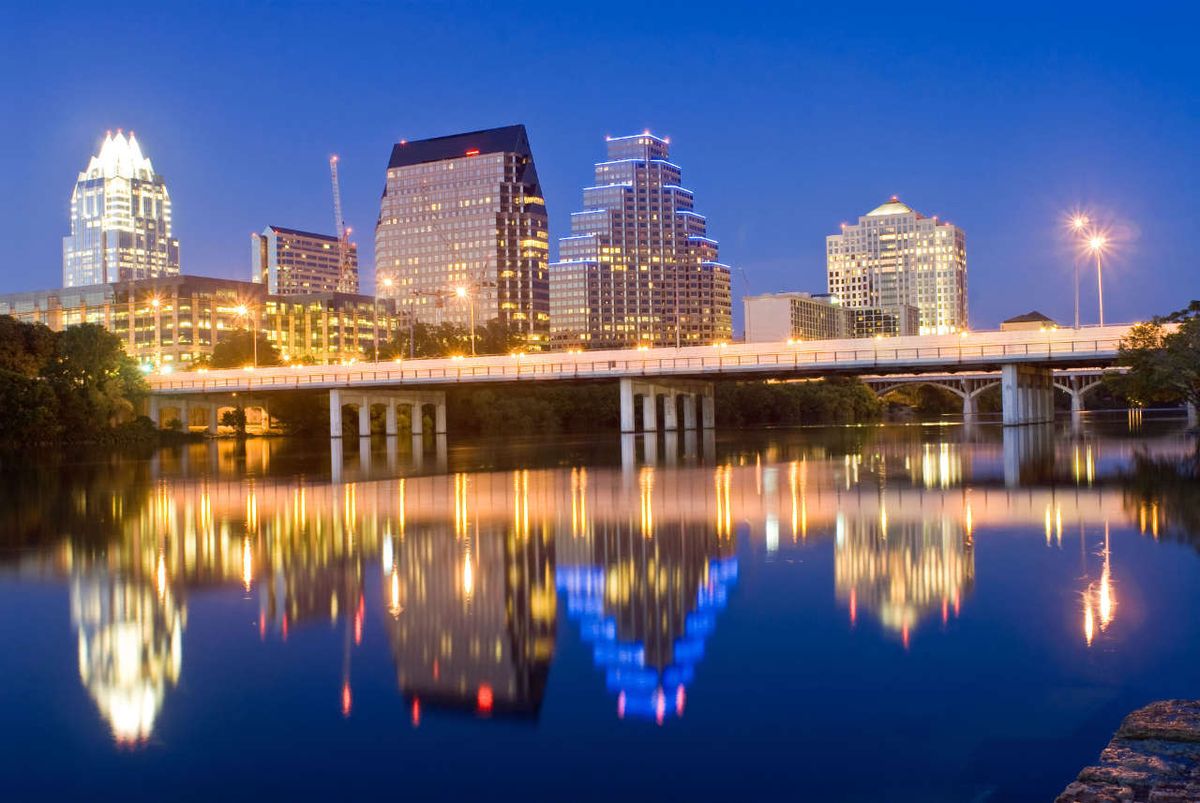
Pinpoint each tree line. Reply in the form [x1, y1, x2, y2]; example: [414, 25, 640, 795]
[0, 316, 147, 446]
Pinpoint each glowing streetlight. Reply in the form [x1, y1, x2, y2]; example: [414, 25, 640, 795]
[1069, 215, 1088, 329]
[455, 286, 476, 356]
[1088, 234, 1108, 326]
[235, 303, 257, 367]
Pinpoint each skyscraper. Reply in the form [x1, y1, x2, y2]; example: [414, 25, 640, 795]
[549, 133, 732, 350]
[63, 131, 179, 288]
[826, 198, 967, 334]
[375, 125, 549, 348]
[252, 225, 358, 295]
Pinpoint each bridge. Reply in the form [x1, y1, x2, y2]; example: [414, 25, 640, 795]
[146, 324, 1137, 435]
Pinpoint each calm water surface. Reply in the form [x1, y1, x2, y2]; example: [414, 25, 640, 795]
[2, 418, 1198, 802]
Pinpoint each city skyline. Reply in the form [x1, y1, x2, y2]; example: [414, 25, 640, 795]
[2, 4, 1194, 330]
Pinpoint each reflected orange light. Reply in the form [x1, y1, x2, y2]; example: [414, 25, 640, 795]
[675, 685, 686, 717]
[1084, 589, 1095, 646]
[341, 681, 352, 717]
[411, 697, 421, 727]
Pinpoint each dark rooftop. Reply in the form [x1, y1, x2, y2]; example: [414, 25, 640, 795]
[264, 225, 340, 242]
[1002, 310, 1057, 324]
[387, 125, 532, 169]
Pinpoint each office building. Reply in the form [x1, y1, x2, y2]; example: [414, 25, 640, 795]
[850, 304, 920, 338]
[743, 292, 852, 342]
[826, 198, 967, 334]
[63, 131, 180, 288]
[549, 133, 732, 350]
[252, 226, 358, 295]
[0, 275, 402, 367]
[375, 125, 549, 348]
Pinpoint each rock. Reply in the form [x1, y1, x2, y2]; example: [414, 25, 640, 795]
[1056, 701, 1200, 803]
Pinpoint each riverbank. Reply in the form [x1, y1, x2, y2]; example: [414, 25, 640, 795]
[1056, 700, 1200, 802]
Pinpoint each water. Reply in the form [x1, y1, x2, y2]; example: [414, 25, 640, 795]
[1, 417, 1197, 802]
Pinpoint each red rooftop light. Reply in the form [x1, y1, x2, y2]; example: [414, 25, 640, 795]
[465, 148, 480, 156]
[477, 683, 494, 713]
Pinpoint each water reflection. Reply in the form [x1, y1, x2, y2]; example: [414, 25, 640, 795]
[1, 421, 1194, 746]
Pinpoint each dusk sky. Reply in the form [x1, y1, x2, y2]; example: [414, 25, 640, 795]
[1, 1, 1196, 329]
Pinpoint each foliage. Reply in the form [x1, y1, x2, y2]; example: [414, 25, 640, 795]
[715, 378, 881, 428]
[220, 407, 248, 437]
[0, 316, 147, 447]
[382, 318, 514, 359]
[880, 384, 961, 418]
[447, 384, 620, 436]
[210, 329, 282, 369]
[1111, 301, 1200, 409]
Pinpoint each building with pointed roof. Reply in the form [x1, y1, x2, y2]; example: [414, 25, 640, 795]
[63, 131, 180, 287]
[827, 198, 967, 334]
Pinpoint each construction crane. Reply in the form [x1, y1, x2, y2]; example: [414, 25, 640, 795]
[329, 155, 353, 292]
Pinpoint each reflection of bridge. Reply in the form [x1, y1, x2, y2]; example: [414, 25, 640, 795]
[145, 325, 1135, 433]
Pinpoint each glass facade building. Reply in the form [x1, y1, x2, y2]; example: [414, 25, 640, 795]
[826, 199, 968, 335]
[375, 125, 549, 348]
[0, 276, 402, 367]
[549, 133, 732, 350]
[252, 226, 359, 296]
[63, 131, 180, 288]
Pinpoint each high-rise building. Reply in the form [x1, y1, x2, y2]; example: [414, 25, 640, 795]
[63, 131, 180, 288]
[252, 226, 358, 295]
[549, 133, 732, 350]
[375, 125, 549, 348]
[826, 198, 967, 335]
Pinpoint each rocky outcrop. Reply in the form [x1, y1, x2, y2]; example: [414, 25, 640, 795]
[1056, 700, 1200, 802]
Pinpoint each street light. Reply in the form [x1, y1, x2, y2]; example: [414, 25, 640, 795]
[455, 285, 476, 356]
[235, 303, 257, 368]
[1069, 214, 1088, 329]
[1088, 234, 1108, 326]
[376, 277, 394, 362]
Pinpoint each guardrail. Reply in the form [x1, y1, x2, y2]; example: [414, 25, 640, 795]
[148, 326, 1132, 395]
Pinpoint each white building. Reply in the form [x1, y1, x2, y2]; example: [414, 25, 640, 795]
[826, 198, 966, 334]
[743, 292, 850, 342]
[63, 131, 179, 288]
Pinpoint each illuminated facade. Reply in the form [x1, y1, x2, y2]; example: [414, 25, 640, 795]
[743, 292, 852, 342]
[549, 133, 732, 350]
[375, 125, 550, 348]
[252, 225, 359, 295]
[850, 303, 920, 338]
[63, 131, 180, 288]
[0, 275, 403, 367]
[827, 199, 967, 334]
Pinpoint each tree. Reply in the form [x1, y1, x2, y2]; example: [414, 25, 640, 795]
[220, 407, 248, 437]
[382, 318, 516, 360]
[46, 323, 146, 438]
[0, 316, 55, 377]
[1111, 301, 1200, 409]
[210, 329, 282, 369]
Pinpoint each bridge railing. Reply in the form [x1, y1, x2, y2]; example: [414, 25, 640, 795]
[148, 328, 1130, 394]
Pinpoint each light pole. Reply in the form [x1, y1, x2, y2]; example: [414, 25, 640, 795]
[1088, 234, 1107, 326]
[455, 285, 476, 356]
[235, 304, 257, 368]
[1070, 215, 1087, 329]
[376, 277, 394, 362]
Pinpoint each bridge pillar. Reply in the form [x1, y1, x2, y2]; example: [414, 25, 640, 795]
[208, 403, 220, 435]
[962, 393, 977, 422]
[411, 402, 423, 436]
[435, 400, 447, 435]
[329, 389, 343, 438]
[148, 396, 161, 427]
[385, 401, 398, 437]
[619, 378, 636, 433]
[663, 391, 678, 431]
[642, 393, 657, 432]
[1001, 364, 1054, 426]
[178, 402, 190, 431]
[358, 398, 371, 438]
[682, 393, 697, 430]
[1188, 402, 1198, 428]
[702, 391, 715, 429]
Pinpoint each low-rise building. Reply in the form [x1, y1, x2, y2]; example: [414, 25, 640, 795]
[0, 275, 402, 367]
[851, 304, 920, 338]
[1000, 311, 1057, 331]
[743, 292, 852, 342]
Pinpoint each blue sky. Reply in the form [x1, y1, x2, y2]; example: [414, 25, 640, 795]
[1, 0, 1196, 328]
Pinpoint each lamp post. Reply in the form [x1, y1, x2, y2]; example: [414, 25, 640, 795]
[235, 304, 257, 368]
[376, 277, 394, 362]
[1088, 234, 1107, 327]
[455, 285, 476, 357]
[1070, 215, 1088, 329]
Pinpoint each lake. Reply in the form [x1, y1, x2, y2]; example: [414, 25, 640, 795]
[1, 416, 1197, 801]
